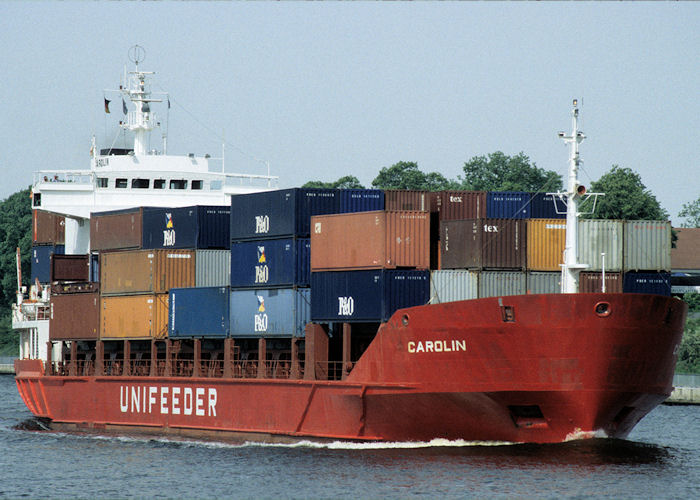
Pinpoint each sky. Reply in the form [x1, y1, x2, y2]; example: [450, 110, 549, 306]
[0, 2, 698, 225]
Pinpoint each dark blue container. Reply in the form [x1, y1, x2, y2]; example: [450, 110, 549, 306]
[486, 191, 531, 219]
[623, 272, 672, 296]
[169, 286, 230, 338]
[230, 238, 310, 288]
[311, 269, 430, 323]
[142, 205, 230, 249]
[230, 188, 340, 241]
[339, 189, 385, 213]
[529, 193, 566, 219]
[229, 287, 311, 337]
[31, 245, 65, 283]
[90, 253, 99, 282]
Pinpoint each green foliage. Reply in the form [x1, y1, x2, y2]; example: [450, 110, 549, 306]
[676, 317, 700, 373]
[302, 175, 364, 189]
[678, 196, 700, 228]
[0, 314, 19, 356]
[460, 151, 563, 192]
[0, 188, 32, 315]
[371, 161, 459, 191]
[584, 165, 668, 221]
[683, 293, 700, 312]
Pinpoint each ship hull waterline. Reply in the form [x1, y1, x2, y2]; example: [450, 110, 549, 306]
[15, 293, 687, 444]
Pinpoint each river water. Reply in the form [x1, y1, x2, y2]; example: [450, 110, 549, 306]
[1, 374, 699, 499]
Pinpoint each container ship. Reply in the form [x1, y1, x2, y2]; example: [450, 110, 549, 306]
[13, 49, 687, 444]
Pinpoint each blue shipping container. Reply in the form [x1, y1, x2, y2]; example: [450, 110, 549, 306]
[90, 253, 99, 282]
[339, 189, 385, 213]
[486, 191, 531, 219]
[230, 188, 340, 241]
[229, 287, 311, 337]
[230, 238, 310, 288]
[169, 286, 231, 338]
[142, 205, 230, 249]
[31, 245, 65, 283]
[311, 270, 430, 323]
[623, 272, 672, 296]
[530, 193, 566, 219]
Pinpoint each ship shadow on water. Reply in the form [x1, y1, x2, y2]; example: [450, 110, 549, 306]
[12, 417, 51, 432]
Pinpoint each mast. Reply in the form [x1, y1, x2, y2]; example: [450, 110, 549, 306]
[558, 99, 589, 293]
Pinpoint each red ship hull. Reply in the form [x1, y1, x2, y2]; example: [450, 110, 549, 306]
[15, 293, 687, 443]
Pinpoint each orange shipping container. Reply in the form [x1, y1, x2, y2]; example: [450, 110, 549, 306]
[100, 293, 169, 339]
[311, 211, 430, 271]
[527, 219, 567, 271]
[100, 249, 195, 295]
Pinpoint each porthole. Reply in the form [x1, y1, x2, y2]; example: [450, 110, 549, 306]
[595, 302, 611, 317]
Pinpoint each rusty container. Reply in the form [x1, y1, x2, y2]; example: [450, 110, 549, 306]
[49, 291, 100, 340]
[579, 272, 623, 293]
[440, 219, 526, 270]
[50, 254, 90, 282]
[100, 293, 169, 339]
[100, 249, 195, 295]
[526, 218, 567, 271]
[384, 190, 432, 212]
[435, 191, 487, 221]
[33, 210, 65, 245]
[90, 207, 145, 251]
[310, 211, 430, 271]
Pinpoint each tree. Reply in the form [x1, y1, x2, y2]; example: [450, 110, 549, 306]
[460, 151, 563, 192]
[371, 161, 459, 191]
[584, 165, 668, 220]
[676, 317, 700, 373]
[679, 196, 700, 228]
[302, 175, 364, 189]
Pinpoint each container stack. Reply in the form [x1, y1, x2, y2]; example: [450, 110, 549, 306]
[31, 210, 65, 284]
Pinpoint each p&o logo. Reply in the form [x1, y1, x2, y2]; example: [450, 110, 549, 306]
[255, 215, 270, 234]
[255, 246, 269, 284]
[163, 213, 176, 246]
[338, 296, 355, 316]
[255, 295, 268, 332]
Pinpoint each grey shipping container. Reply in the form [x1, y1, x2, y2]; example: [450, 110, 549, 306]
[196, 250, 231, 287]
[624, 221, 672, 271]
[429, 270, 479, 304]
[478, 271, 526, 298]
[577, 219, 623, 272]
[526, 272, 561, 294]
[229, 287, 311, 338]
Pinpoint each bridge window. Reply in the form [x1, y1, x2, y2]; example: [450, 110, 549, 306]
[210, 180, 222, 190]
[115, 178, 128, 188]
[192, 180, 203, 190]
[154, 179, 165, 189]
[97, 178, 108, 188]
[170, 179, 188, 190]
[132, 178, 150, 189]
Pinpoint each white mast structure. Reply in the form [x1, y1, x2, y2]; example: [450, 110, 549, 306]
[555, 99, 601, 294]
[123, 45, 161, 157]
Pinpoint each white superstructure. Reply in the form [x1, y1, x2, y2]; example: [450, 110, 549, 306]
[14, 46, 278, 361]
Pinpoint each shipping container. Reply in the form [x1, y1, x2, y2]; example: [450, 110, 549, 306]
[142, 205, 230, 249]
[100, 249, 195, 295]
[50, 254, 90, 282]
[529, 193, 566, 219]
[230, 188, 340, 241]
[30, 245, 65, 283]
[623, 221, 672, 272]
[440, 219, 526, 270]
[231, 238, 310, 288]
[526, 272, 561, 294]
[339, 189, 385, 213]
[100, 293, 169, 339]
[486, 191, 531, 219]
[577, 220, 624, 272]
[478, 271, 527, 298]
[311, 211, 430, 271]
[623, 272, 672, 296]
[229, 287, 311, 338]
[51, 282, 99, 295]
[311, 269, 430, 322]
[434, 191, 487, 221]
[169, 287, 230, 338]
[90, 253, 99, 282]
[196, 249, 231, 287]
[49, 291, 100, 340]
[384, 190, 432, 212]
[579, 272, 623, 293]
[526, 219, 567, 271]
[429, 270, 478, 304]
[33, 210, 65, 245]
[90, 207, 147, 251]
